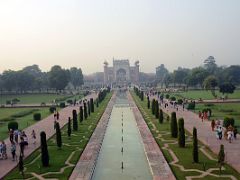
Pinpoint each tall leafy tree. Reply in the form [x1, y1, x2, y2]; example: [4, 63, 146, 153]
[69, 67, 84, 89]
[72, 110, 78, 131]
[203, 75, 218, 97]
[48, 65, 70, 91]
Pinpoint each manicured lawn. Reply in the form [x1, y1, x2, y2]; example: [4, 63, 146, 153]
[0, 107, 53, 141]
[5, 92, 112, 180]
[195, 103, 240, 130]
[131, 91, 240, 179]
[0, 93, 82, 105]
[165, 89, 240, 100]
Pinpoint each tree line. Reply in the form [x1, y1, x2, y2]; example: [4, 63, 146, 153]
[0, 65, 84, 92]
[156, 56, 240, 91]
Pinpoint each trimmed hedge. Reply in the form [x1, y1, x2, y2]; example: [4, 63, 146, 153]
[8, 121, 18, 131]
[59, 102, 66, 108]
[223, 117, 235, 128]
[49, 106, 56, 113]
[33, 113, 41, 121]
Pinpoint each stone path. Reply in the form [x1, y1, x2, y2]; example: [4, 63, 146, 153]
[128, 92, 176, 180]
[151, 96, 240, 173]
[69, 93, 116, 180]
[0, 94, 97, 179]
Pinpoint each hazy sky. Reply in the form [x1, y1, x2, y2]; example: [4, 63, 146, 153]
[0, 0, 240, 74]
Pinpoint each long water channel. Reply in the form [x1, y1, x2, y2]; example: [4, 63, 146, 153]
[92, 91, 152, 180]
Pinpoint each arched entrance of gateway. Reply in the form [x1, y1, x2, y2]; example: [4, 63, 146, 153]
[116, 68, 127, 83]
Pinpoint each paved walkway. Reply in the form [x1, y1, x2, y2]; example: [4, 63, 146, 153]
[128, 93, 175, 180]
[150, 96, 240, 173]
[0, 94, 97, 179]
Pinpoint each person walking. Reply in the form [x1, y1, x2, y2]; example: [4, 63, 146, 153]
[218, 126, 223, 140]
[10, 141, 16, 161]
[56, 111, 60, 120]
[1, 141, 7, 159]
[19, 137, 25, 157]
[14, 129, 19, 144]
[31, 130, 36, 144]
[211, 119, 215, 131]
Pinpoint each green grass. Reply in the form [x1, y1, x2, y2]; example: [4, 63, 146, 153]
[0, 93, 82, 105]
[164, 89, 240, 100]
[131, 91, 240, 180]
[5, 92, 112, 180]
[0, 107, 53, 141]
[195, 103, 240, 130]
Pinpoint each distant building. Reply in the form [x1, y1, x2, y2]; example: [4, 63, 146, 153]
[104, 58, 140, 85]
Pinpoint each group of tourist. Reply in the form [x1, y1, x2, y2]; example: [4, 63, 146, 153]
[211, 119, 238, 143]
[198, 110, 211, 122]
[0, 129, 36, 161]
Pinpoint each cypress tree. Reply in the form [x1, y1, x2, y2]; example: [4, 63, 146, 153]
[151, 99, 156, 115]
[141, 91, 144, 101]
[178, 118, 185, 147]
[218, 144, 225, 174]
[40, 131, 49, 167]
[90, 98, 94, 112]
[147, 96, 150, 109]
[159, 109, 164, 124]
[171, 112, 178, 138]
[96, 99, 99, 108]
[155, 100, 159, 119]
[84, 102, 88, 119]
[193, 127, 199, 163]
[79, 106, 84, 123]
[67, 117, 71, 138]
[19, 155, 24, 177]
[55, 122, 62, 149]
[88, 101, 91, 116]
[72, 109, 78, 131]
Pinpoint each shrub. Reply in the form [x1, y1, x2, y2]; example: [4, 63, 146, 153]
[159, 109, 163, 124]
[165, 94, 170, 99]
[147, 96, 150, 109]
[72, 109, 78, 131]
[170, 96, 176, 101]
[218, 144, 225, 173]
[33, 113, 41, 121]
[171, 112, 178, 138]
[49, 106, 56, 113]
[8, 121, 18, 131]
[59, 102, 66, 108]
[223, 117, 235, 128]
[67, 99, 73, 105]
[90, 98, 94, 113]
[187, 102, 195, 110]
[12, 109, 37, 118]
[55, 122, 62, 148]
[204, 103, 214, 107]
[40, 131, 49, 167]
[6, 100, 11, 105]
[84, 102, 88, 119]
[41, 102, 46, 106]
[12, 98, 20, 104]
[79, 106, 84, 123]
[177, 99, 183, 105]
[151, 99, 156, 115]
[67, 117, 71, 138]
[178, 118, 185, 147]
[155, 101, 159, 119]
[193, 127, 199, 163]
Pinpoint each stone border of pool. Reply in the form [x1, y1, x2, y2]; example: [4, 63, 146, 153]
[128, 92, 176, 180]
[69, 93, 116, 180]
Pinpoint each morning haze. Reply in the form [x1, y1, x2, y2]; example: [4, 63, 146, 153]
[0, 0, 239, 74]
